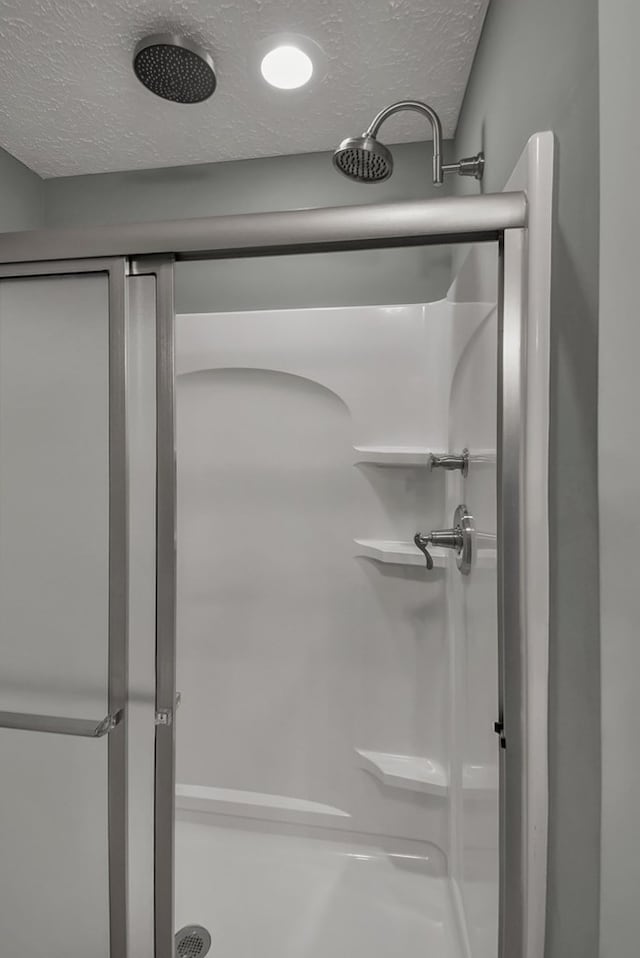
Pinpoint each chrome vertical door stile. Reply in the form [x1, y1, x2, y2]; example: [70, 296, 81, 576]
[497, 229, 528, 958]
[0, 257, 130, 958]
[107, 258, 129, 958]
[130, 256, 177, 958]
[155, 259, 177, 958]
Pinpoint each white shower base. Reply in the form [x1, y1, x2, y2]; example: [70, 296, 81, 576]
[175, 814, 462, 958]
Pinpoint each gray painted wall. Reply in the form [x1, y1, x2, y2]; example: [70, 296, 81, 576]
[454, 2, 600, 957]
[0, 146, 43, 231]
[44, 141, 454, 312]
[598, 2, 639, 956]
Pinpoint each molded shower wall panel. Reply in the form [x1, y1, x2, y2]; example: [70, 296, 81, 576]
[175, 301, 455, 853]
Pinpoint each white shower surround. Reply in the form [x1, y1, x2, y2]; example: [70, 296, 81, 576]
[174, 295, 492, 958]
[175, 298, 456, 856]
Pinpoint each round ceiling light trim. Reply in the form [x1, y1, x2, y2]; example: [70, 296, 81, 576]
[133, 33, 217, 104]
[260, 44, 314, 89]
[252, 34, 327, 96]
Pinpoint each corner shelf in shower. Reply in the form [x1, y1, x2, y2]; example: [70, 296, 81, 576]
[353, 445, 442, 466]
[354, 538, 448, 568]
[355, 749, 448, 797]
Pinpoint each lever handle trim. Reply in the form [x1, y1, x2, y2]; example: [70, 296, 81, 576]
[413, 532, 434, 569]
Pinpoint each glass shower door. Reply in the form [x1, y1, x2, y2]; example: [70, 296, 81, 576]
[0, 261, 129, 958]
[170, 244, 507, 958]
[445, 244, 500, 958]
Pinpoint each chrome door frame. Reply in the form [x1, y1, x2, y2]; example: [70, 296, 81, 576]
[0, 258, 129, 958]
[497, 229, 528, 958]
[0, 192, 527, 264]
[129, 256, 176, 958]
[0, 192, 543, 958]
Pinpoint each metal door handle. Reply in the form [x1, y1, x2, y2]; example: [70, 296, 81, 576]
[0, 708, 123, 738]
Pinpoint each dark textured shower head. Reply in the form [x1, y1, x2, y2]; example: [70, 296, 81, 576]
[332, 134, 394, 183]
[133, 34, 217, 104]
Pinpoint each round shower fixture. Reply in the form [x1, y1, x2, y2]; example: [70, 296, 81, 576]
[332, 134, 394, 183]
[133, 34, 217, 103]
[333, 99, 484, 185]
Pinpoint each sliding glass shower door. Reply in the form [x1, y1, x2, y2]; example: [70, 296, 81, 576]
[0, 260, 166, 958]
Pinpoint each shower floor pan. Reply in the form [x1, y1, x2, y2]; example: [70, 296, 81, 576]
[175, 814, 462, 958]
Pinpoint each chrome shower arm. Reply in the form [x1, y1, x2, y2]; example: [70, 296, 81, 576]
[364, 99, 484, 185]
[365, 100, 444, 184]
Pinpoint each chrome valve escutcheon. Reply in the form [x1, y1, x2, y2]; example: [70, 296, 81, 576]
[414, 504, 474, 575]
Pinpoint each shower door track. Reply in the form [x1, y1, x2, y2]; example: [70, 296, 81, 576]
[0, 182, 547, 958]
[0, 192, 525, 263]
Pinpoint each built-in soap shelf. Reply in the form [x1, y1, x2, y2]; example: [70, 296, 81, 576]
[176, 784, 351, 827]
[354, 538, 447, 567]
[356, 749, 448, 797]
[353, 445, 441, 467]
[356, 750, 498, 799]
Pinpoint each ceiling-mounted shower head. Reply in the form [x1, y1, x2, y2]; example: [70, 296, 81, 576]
[333, 100, 484, 186]
[133, 34, 217, 104]
[332, 134, 393, 184]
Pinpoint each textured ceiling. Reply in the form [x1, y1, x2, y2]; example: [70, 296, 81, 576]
[0, 0, 490, 178]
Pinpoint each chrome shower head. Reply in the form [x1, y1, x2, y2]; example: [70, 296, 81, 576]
[133, 34, 217, 104]
[332, 135, 393, 183]
[333, 100, 484, 186]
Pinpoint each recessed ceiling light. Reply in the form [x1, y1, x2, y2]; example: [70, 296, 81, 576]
[260, 45, 313, 90]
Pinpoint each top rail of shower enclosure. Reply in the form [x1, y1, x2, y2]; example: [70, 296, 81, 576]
[0, 191, 526, 264]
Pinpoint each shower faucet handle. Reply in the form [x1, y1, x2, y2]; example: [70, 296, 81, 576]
[413, 528, 462, 569]
[414, 504, 475, 576]
[413, 532, 434, 570]
[429, 448, 469, 475]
